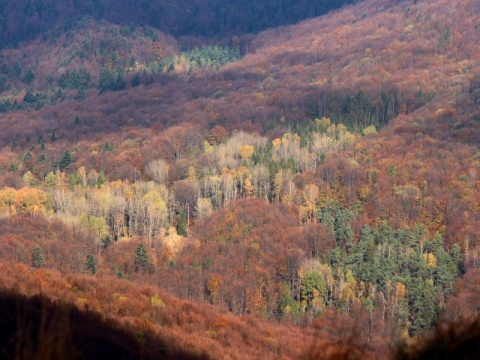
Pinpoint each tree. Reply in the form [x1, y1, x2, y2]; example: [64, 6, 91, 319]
[134, 243, 149, 272]
[57, 149, 73, 170]
[145, 159, 169, 184]
[13, 61, 21, 78]
[301, 270, 326, 312]
[22, 68, 35, 85]
[32, 245, 45, 268]
[131, 72, 141, 87]
[85, 254, 96, 275]
[177, 211, 187, 236]
[208, 125, 228, 145]
[98, 67, 115, 93]
[74, 87, 86, 101]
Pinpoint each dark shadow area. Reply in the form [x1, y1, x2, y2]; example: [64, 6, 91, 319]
[0, 289, 208, 360]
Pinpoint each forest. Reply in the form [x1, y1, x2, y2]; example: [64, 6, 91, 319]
[0, 0, 479, 358]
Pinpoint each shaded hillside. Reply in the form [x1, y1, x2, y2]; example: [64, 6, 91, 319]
[0, 261, 385, 359]
[0, 0, 357, 48]
[0, 18, 178, 102]
[0, 289, 204, 360]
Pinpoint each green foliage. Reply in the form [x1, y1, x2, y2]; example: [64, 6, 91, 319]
[280, 282, 301, 319]
[301, 271, 326, 312]
[160, 45, 241, 73]
[177, 211, 187, 237]
[134, 243, 149, 272]
[0, 97, 11, 112]
[131, 72, 141, 87]
[57, 149, 73, 170]
[32, 245, 45, 268]
[74, 87, 86, 101]
[98, 67, 115, 93]
[85, 254, 96, 275]
[13, 62, 21, 78]
[22, 69, 35, 85]
[102, 235, 112, 249]
[0, 63, 9, 75]
[23, 151, 33, 162]
[323, 222, 462, 335]
[102, 141, 114, 152]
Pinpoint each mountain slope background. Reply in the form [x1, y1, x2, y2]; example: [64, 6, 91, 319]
[0, 0, 356, 48]
[0, 0, 479, 357]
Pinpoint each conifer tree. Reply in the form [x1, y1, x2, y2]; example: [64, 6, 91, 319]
[85, 254, 96, 275]
[177, 211, 187, 237]
[32, 244, 45, 268]
[134, 243, 148, 272]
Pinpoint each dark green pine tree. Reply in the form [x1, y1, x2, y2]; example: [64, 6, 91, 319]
[32, 245, 45, 268]
[98, 67, 115, 93]
[409, 278, 437, 336]
[58, 149, 73, 170]
[23, 150, 32, 162]
[13, 61, 22, 78]
[177, 211, 187, 237]
[131, 72, 141, 87]
[37, 135, 45, 149]
[22, 68, 35, 85]
[85, 254, 96, 275]
[74, 87, 86, 101]
[134, 243, 148, 272]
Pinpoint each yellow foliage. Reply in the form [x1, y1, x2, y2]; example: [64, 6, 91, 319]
[421, 253, 437, 268]
[0, 187, 18, 209]
[363, 125, 377, 135]
[315, 117, 331, 132]
[272, 138, 281, 150]
[292, 133, 301, 145]
[150, 295, 165, 307]
[238, 144, 254, 159]
[13, 187, 47, 213]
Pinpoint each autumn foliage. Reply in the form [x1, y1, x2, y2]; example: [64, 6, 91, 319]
[0, 0, 479, 357]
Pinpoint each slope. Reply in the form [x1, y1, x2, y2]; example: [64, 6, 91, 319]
[0, 0, 479, 349]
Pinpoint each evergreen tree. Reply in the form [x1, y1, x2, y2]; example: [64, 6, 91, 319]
[131, 72, 141, 87]
[98, 67, 115, 93]
[13, 61, 21, 78]
[37, 135, 45, 148]
[177, 211, 187, 236]
[23, 89, 35, 103]
[74, 87, 86, 101]
[0, 63, 9, 75]
[32, 245, 45, 268]
[22, 68, 35, 85]
[134, 243, 148, 272]
[23, 150, 32, 162]
[85, 254, 96, 275]
[58, 149, 73, 170]
[301, 270, 326, 309]
[70, 69, 80, 89]
[102, 235, 111, 249]
[409, 279, 437, 335]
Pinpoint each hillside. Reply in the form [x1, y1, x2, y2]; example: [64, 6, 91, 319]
[0, 0, 356, 48]
[0, 0, 479, 357]
[0, 256, 383, 359]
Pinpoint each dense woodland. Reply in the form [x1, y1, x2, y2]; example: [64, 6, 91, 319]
[0, 0, 356, 48]
[0, 0, 480, 358]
